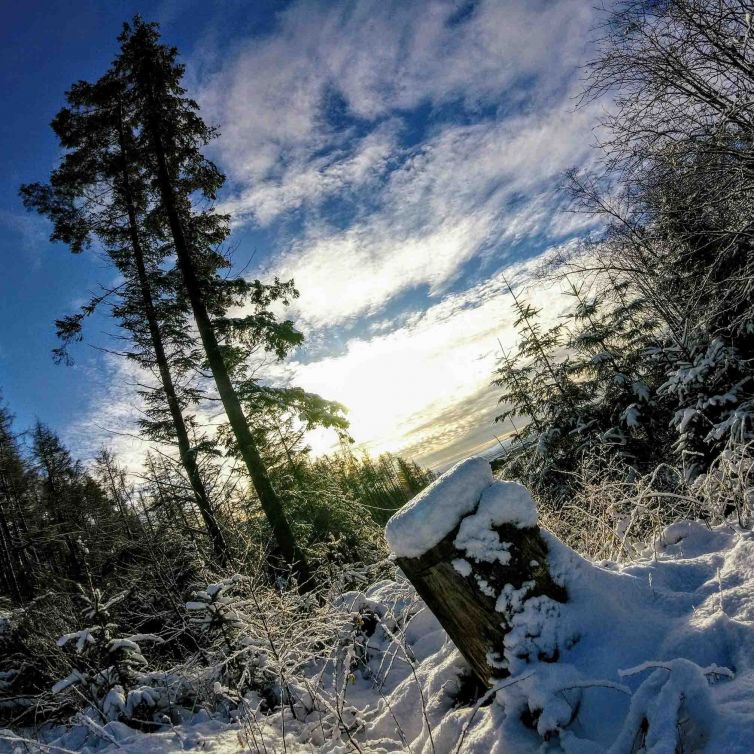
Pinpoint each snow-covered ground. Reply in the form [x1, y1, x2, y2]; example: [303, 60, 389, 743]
[5, 469, 754, 752]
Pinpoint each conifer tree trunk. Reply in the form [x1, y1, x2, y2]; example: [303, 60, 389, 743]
[101, 460, 134, 539]
[0, 499, 22, 601]
[144, 117, 312, 590]
[115, 111, 229, 567]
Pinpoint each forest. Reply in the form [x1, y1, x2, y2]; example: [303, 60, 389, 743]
[2, 1, 754, 752]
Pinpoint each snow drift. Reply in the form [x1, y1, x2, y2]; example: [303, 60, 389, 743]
[6, 461, 754, 753]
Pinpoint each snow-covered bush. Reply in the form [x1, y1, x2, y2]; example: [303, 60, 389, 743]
[536, 440, 754, 562]
[186, 576, 246, 648]
[659, 339, 754, 479]
[52, 584, 166, 725]
[692, 440, 754, 525]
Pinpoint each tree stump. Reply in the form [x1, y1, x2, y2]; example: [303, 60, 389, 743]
[385, 457, 566, 688]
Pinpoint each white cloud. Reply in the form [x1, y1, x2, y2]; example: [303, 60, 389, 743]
[290, 251, 576, 467]
[64, 352, 229, 476]
[271, 101, 600, 327]
[198, 0, 602, 328]
[222, 120, 399, 225]
[70, 249, 578, 474]
[63, 353, 152, 471]
[0, 210, 50, 269]
[202, 0, 594, 185]
[198, 0, 603, 466]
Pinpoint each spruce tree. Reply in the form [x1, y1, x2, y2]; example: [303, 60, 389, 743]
[20, 71, 231, 566]
[21, 17, 347, 586]
[31, 423, 99, 581]
[494, 279, 588, 499]
[113, 18, 314, 587]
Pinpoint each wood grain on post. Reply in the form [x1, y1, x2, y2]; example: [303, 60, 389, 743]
[386, 458, 567, 688]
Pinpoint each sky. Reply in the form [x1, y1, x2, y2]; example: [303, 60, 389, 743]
[0, 0, 604, 470]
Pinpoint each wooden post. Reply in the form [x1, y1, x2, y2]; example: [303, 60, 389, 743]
[386, 458, 566, 688]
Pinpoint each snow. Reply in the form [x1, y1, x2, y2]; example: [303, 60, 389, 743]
[107, 639, 140, 653]
[58, 629, 98, 653]
[532, 522, 754, 752]
[454, 480, 538, 564]
[10, 518, 754, 753]
[51, 670, 85, 695]
[385, 456, 493, 558]
[385, 458, 536, 561]
[451, 558, 472, 576]
[620, 403, 641, 428]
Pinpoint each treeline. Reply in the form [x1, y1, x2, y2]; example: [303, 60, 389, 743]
[495, 0, 754, 541]
[0, 396, 432, 604]
[0, 395, 432, 728]
[0, 388, 434, 727]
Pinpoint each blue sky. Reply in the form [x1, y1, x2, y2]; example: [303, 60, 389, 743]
[0, 0, 602, 469]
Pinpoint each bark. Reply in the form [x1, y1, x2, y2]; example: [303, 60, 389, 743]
[394, 507, 566, 687]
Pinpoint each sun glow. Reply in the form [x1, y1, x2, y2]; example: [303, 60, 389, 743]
[294, 266, 574, 465]
[295, 290, 506, 460]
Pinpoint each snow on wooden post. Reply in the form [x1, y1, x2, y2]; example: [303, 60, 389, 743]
[385, 457, 567, 688]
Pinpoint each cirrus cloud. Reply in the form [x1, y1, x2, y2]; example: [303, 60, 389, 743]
[76, 0, 604, 471]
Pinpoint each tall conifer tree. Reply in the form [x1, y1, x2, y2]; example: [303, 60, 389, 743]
[20, 71, 231, 565]
[112, 18, 313, 586]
